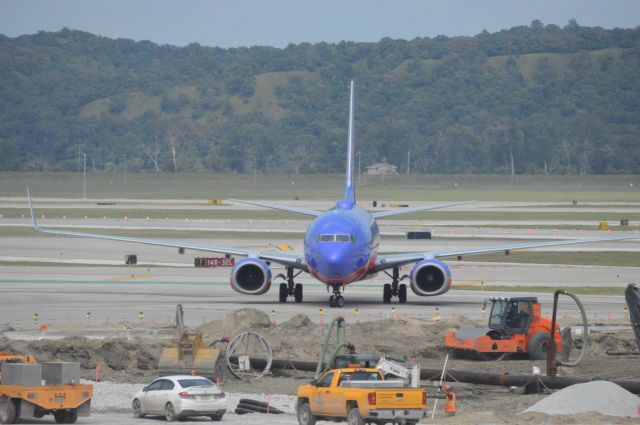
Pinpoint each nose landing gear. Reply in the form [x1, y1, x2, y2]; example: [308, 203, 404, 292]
[328, 285, 345, 308]
[276, 268, 304, 303]
[383, 267, 408, 304]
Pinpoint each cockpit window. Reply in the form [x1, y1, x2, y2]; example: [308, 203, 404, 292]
[317, 234, 355, 243]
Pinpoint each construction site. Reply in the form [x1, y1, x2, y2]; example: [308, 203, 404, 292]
[1, 194, 640, 423]
[2, 297, 640, 424]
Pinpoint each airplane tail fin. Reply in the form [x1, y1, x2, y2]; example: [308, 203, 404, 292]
[342, 80, 356, 206]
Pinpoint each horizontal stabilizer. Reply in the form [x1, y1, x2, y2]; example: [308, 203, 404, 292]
[371, 201, 474, 219]
[229, 199, 322, 217]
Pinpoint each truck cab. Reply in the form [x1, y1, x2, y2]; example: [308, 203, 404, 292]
[296, 368, 426, 425]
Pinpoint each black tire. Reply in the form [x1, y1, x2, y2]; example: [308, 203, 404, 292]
[210, 410, 225, 421]
[399, 284, 407, 303]
[528, 332, 552, 360]
[294, 283, 303, 302]
[65, 409, 78, 424]
[53, 411, 66, 424]
[0, 399, 18, 424]
[239, 399, 280, 409]
[236, 402, 284, 414]
[347, 407, 364, 425]
[234, 407, 253, 415]
[279, 283, 288, 302]
[336, 295, 345, 308]
[165, 402, 177, 422]
[329, 295, 336, 307]
[132, 398, 145, 418]
[383, 283, 392, 303]
[297, 402, 316, 425]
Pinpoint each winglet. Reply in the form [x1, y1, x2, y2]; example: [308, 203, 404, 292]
[26, 187, 41, 231]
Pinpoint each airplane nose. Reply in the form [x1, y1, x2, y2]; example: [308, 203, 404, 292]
[318, 245, 350, 278]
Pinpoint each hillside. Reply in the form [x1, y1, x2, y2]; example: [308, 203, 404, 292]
[1, 21, 639, 174]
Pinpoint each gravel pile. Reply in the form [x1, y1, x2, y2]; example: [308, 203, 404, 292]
[523, 381, 640, 417]
[88, 380, 296, 415]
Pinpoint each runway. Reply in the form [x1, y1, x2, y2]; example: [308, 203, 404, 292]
[0, 262, 634, 330]
[1, 200, 639, 331]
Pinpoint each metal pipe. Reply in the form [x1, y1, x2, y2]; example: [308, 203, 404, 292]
[236, 357, 640, 394]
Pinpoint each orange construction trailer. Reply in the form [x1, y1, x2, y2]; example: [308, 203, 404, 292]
[0, 353, 92, 424]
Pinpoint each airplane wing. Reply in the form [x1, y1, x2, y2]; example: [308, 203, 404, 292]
[371, 201, 474, 219]
[372, 234, 640, 272]
[229, 199, 322, 217]
[27, 188, 306, 270]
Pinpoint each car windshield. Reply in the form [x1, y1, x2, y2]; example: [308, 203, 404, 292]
[178, 378, 215, 389]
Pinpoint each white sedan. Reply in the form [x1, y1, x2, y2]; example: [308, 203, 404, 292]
[132, 375, 227, 422]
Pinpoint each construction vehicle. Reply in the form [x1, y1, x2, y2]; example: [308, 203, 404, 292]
[444, 297, 562, 360]
[0, 355, 92, 424]
[296, 367, 427, 425]
[158, 304, 225, 377]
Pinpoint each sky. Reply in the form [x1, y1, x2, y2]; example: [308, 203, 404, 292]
[1, 0, 639, 48]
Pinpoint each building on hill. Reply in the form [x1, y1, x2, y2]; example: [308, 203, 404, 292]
[366, 163, 398, 175]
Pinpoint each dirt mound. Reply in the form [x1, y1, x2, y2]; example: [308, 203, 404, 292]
[198, 308, 272, 339]
[0, 336, 170, 380]
[586, 330, 639, 355]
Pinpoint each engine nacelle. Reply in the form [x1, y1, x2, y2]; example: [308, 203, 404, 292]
[409, 259, 452, 297]
[230, 258, 272, 295]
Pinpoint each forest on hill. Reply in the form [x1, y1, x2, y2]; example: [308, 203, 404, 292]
[1, 20, 639, 174]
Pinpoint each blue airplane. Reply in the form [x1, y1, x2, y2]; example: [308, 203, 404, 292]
[28, 82, 639, 308]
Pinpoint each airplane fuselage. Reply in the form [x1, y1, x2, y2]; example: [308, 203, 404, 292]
[304, 202, 379, 287]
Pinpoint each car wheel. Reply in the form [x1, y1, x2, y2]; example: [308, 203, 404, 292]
[347, 407, 364, 425]
[210, 411, 224, 421]
[296, 402, 316, 425]
[165, 402, 177, 422]
[132, 399, 145, 418]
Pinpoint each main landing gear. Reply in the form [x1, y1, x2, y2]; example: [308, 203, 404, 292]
[328, 286, 345, 308]
[276, 267, 303, 303]
[383, 267, 408, 304]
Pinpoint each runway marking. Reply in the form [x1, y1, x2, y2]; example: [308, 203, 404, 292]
[453, 280, 495, 286]
[110, 274, 154, 281]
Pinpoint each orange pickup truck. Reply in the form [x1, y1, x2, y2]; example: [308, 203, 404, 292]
[296, 368, 426, 425]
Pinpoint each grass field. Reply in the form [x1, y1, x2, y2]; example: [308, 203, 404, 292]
[461, 251, 640, 267]
[452, 284, 626, 296]
[2, 172, 640, 202]
[3, 207, 640, 222]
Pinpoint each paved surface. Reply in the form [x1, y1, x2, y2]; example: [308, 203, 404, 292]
[0, 261, 635, 329]
[1, 203, 638, 328]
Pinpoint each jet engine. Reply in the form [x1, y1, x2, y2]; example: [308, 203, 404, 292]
[230, 258, 272, 295]
[409, 259, 452, 296]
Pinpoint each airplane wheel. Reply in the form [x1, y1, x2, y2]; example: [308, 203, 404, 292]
[383, 284, 392, 303]
[329, 296, 336, 308]
[398, 284, 407, 303]
[336, 296, 345, 308]
[279, 283, 288, 303]
[294, 283, 303, 303]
